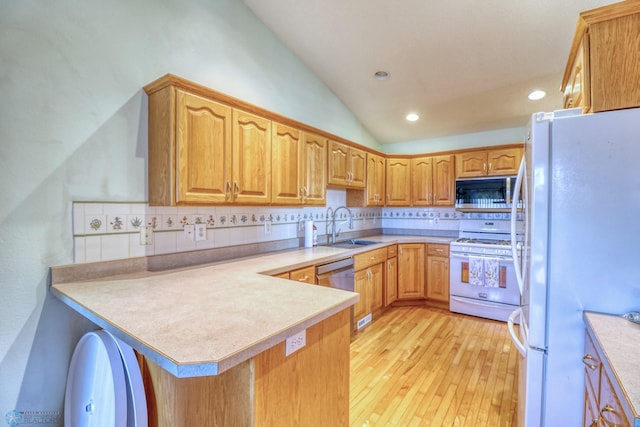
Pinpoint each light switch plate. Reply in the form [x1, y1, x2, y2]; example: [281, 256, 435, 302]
[183, 224, 195, 241]
[139, 226, 153, 245]
[195, 223, 206, 241]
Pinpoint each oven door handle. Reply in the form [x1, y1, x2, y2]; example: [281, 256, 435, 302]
[450, 252, 513, 261]
[508, 307, 527, 357]
[511, 157, 526, 296]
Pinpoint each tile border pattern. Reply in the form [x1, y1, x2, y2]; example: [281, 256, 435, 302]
[71, 198, 508, 264]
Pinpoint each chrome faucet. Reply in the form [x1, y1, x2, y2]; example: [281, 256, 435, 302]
[327, 205, 354, 244]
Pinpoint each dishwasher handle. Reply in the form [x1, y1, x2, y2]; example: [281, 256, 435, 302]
[315, 257, 354, 275]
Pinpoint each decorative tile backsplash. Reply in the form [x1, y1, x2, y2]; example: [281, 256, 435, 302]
[72, 189, 472, 264]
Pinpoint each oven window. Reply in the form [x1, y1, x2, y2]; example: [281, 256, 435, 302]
[460, 261, 507, 288]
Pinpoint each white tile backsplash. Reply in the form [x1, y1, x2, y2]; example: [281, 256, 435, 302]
[71, 195, 468, 263]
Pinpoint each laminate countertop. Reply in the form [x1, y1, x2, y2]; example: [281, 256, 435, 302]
[584, 311, 640, 421]
[51, 235, 453, 378]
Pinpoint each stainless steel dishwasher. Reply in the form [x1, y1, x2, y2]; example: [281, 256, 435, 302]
[316, 257, 355, 333]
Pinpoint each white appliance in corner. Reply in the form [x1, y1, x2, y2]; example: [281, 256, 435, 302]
[508, 107, 640, 426]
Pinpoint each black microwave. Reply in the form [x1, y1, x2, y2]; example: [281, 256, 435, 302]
[455, 176, 521, 210]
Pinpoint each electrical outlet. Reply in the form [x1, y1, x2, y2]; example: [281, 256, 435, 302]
[183, 224, 195, 241]
[195, 223, 206, 241]
[285, 329, 306, 356]
[139, 226, 153, 245]
[264, 220, 272, 235]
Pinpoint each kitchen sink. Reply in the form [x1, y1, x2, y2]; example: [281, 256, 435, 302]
[330, 239, 380, 249]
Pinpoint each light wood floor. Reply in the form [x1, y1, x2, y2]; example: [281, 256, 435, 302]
[349, 306, 519, 427]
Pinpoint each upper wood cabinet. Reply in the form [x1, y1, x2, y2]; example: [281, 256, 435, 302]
[385, 158, 411, 206]
[366, 153, 386, 206]
[231, 110, 271, 204]
[271, 125, 327, 205]
[411, 155, 455, 206]
[145, 77, 271, 205]
[271, 122, 302, 205]
[301, 132, 328, 205]
[328, 140, 366, 188]
[173, 89, 233, 205]
[456, 147, 523, 179]
[562, 2, 640, 113]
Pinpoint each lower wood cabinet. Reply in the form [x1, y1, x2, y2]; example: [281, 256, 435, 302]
[354, 263, 383, 320]
[583, 321, 633, 427]
[397, 243, 425, 299]
[385, 245, 398, 306]
[426, 244, 449, 305]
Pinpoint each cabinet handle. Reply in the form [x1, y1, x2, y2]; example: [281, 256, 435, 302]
[582, 354, 598, 370]
[233, 181, 239, 199]
[483, 163, 487, 173]
[299, 275, 309, 282]
[488, 162, 492, 172]
[386, 194, 390, 202]
[226, 181, 232, 200]
[600, 404, 624, 427]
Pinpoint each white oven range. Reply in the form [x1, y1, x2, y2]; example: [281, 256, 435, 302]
[449, 219, 522, 322]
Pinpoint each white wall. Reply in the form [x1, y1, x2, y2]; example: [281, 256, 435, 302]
[383, 126, 525, 154]
[0, 0, 382, 417]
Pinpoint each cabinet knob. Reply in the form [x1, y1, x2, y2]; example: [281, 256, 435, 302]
[582, 354, 598, 370]
[599, 404, 624, 427]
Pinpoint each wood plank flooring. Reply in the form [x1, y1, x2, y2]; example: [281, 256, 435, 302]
[350, 306, 519, 426]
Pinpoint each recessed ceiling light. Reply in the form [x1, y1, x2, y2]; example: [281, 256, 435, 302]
[528, 90, 546, 101]
[374, 71, 389, 81]
[406, 113, 419, 122]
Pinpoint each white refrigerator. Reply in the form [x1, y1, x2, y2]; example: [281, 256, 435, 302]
[508, 107, 640, 426]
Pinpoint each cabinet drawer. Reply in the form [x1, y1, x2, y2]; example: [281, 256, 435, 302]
[427, 243, 449, 257]
[583, 331, 601, 397]
[289, 266, 316, 284]
[599, 369, 630, 427]
[354, 248, 387, 271]
[387, 244, 398, 258]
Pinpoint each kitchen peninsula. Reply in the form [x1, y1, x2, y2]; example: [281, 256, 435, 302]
[51, 245, 359, 426]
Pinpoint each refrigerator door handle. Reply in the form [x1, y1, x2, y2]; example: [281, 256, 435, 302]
[508, 307, 527, 357]
[511, 157, 526, 296]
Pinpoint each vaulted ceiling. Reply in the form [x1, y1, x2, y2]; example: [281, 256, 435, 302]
[243, 0, 618, 144]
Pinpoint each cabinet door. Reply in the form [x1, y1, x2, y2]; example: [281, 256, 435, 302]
[328, 140, 350, 187]
[176, 90, 232, 204]
[366, 153, 385, 206]
[397, 244, 425, 299]
[426, 256, 449, 303]
[354, 269, 370, 322]
[385, 256, 398, 306]
[301, 132, 327, 205]
[232, 110, 271, 204]
[455, 151, 488, 178]
[590, 13, 640, 112]
[271, 122, 302, 205]
[487, 148, 522, 177]
[349, 147, 367, 188]
[432, 155, 455, 206]
[411, 156, 433, 206]
[370, 263, 383, 312]
[386, 158, 411, 206]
